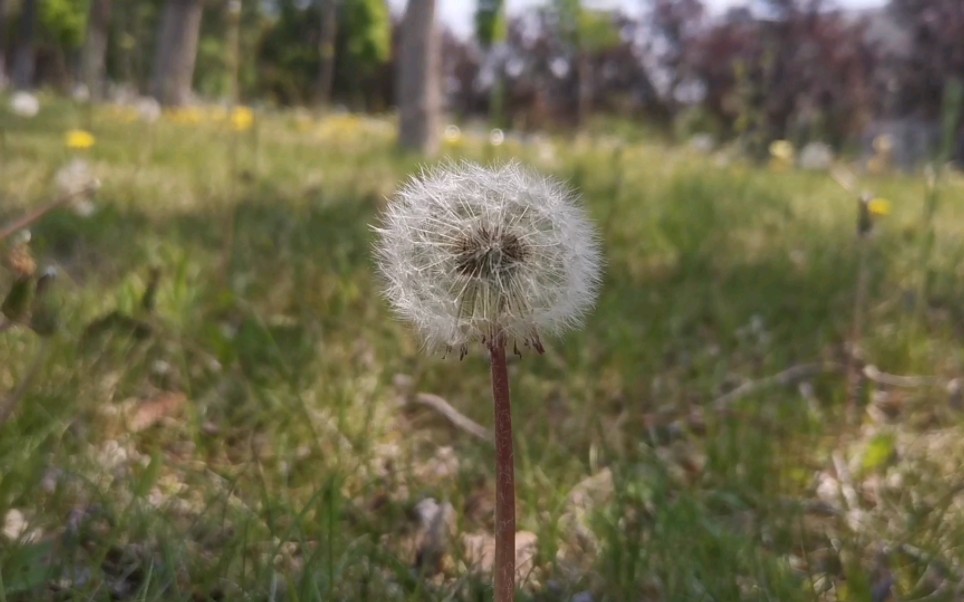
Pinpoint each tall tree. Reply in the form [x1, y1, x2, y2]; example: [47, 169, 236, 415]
[316, 0, 337, 107]
[0, 0, 8, 87]
[475, 0, 506, 126]
[888, 0, 964, 118]
[12, 0, 39, 89]
[553, 0, 619, 126]
[397, 0, 440, 154]
[83, 0, 112, 100]
[151, 0, 204, 106]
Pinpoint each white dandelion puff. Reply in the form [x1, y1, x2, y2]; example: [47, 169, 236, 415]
[10, 92, 40, 118]
[373, 161, 603, 356]
[54, 159, 100, 217]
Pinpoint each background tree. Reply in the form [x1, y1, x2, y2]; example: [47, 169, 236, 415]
[475, 0, 506, 125]
[342, 0, 390, 107]
[151, 0, 204, 106]
[684, 0, 874, 149]
[0, 0, 8, 87]
[641, 0, 705, 117]
[316, 0, 338, 107]
[550, 0, 620, 126]
[256, 0, 389, 107]
[12, 0, 39, 89]
[887, 0, 964, 163]
[83, 0, 111, 100]
[397, 0, 440, 154]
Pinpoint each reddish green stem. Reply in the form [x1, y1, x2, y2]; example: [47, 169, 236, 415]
[488, 337, 515, 602]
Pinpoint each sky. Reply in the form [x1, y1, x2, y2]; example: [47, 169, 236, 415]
[425, 0, 889, 38]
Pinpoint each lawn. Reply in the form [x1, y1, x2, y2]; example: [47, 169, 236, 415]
[1, 97, 963, 601]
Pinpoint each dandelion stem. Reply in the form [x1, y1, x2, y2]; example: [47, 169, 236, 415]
[488, 335, 515, 602]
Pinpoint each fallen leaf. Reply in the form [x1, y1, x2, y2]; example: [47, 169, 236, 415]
[127, 392, 187, 432]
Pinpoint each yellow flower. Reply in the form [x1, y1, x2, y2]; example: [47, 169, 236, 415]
[769, 140, 795, 163]
[167, 107, 203, 125]
[231, 106, 254, 131]
[867, 198, 891, 217]
[65, 129, 96, 150]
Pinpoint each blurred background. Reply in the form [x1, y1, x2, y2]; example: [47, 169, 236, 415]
[2, 1, 964, 601]
[0, 0, 961, 164]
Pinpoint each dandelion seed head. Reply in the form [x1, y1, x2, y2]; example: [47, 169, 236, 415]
[55, 159, 100, 216]
[10, 92, 40, 118]
[374, 161, 603, 355]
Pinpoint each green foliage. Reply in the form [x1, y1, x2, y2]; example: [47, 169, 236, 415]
[41, 0, 89, 48]
[475, 0, 506, 48]
[343, 0, 391, 69]
[577, 8, 619, 53]
[550, 0, 619, 53]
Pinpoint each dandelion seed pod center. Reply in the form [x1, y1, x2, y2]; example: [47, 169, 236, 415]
[453, 225, 528, 281]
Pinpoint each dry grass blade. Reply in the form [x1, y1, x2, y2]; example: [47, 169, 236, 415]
[712, 362, 841, 411]
[412, 392, 491, 443]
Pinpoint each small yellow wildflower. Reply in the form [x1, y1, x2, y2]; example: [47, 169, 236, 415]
[167, 107, 203, 125]
[65, 129, 96, 150]
[769, 140, 795, 163]
[867, 198, 891, 217]
[231, 106, 254, 132]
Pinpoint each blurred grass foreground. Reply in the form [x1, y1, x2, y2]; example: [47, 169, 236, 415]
[1, 98, 964, 601]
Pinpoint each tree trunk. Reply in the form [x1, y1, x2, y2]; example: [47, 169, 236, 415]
[316, 0, 337, 108]
[11, 0, 38, 90]
[151, 0, 204, 107]
[83, 0, 112, 101]
[0, 0, 8, 88]
[397, 0, 440, 155]
[576, 52, 591, 128]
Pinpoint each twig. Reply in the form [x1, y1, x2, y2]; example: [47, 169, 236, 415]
[897, 543, 964, 584]
[412, 392, 492, 444]
[712, 362, 841, 411]
[863, 365, 940, 389]
[0, 185, 98, 243]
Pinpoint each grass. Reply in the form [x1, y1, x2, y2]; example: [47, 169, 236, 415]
[1, 96, 963, 601]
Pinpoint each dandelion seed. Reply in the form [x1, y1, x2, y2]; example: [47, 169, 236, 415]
[489, 128, 505, 147]
[374, 161, 602, 356]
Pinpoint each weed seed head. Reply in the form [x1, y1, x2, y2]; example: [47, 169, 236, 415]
[374, 161, 602, 356]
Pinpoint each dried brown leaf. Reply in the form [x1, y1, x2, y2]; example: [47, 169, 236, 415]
[127, 392, 187, 432]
